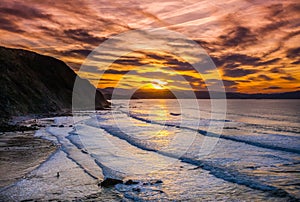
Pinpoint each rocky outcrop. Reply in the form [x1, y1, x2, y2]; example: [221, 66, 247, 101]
[99, 178, 123, 187]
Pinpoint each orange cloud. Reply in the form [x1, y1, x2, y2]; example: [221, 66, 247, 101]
[0, 0, 299, 93]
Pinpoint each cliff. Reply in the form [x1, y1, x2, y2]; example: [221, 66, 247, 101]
[0, 46, 109, 123]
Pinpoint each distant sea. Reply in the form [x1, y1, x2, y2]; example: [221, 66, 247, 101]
[3, 99, 300, 201]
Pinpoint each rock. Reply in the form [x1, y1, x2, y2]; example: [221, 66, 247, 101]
[155, 180, 163, 184]
[58, 125, 64, 128]
[125, 179, 139, 185]
[81, 149, 88, 154]
[149, 179, 163, 185]
[99, 178, 123, 188]
[0, 124, 37, 132]
[170, 113, 181, 116]
[132, 188, 141, 192]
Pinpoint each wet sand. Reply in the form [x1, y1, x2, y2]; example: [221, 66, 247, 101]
[0, 119, 122, 201]
[0, 131, 57, 188]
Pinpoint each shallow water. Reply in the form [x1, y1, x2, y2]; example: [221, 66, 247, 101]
[1, 99, 299, 201]
[84, 99, 300, 200]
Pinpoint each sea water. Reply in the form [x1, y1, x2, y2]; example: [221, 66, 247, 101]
[2, 99, 299, 201]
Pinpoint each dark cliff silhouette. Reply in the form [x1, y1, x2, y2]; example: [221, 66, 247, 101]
[0, 46, 109, 123]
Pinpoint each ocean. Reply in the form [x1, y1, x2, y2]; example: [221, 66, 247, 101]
[2, 99, 300, 201]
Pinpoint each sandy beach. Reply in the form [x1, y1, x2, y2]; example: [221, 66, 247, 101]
[0, 118, 122, 201]
[0, 131, 57, 188]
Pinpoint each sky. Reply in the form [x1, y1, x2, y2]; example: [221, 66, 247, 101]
[0, 0, 299, 93]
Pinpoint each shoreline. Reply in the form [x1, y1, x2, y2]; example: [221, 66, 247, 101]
[0, 117, 122, 201]
[0, 111, 299, 201]
[0, 130, 58, 189]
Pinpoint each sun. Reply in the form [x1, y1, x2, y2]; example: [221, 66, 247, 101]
[151, 79, 168, 89]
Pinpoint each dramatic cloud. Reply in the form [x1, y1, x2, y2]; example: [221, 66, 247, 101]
[63, 29, 106, 45]
[0, 0, 299, 93]
[286, 47, 300, 59]
[257, 75, 273, 81]
[219, 26, 257, 47]
[0, 18, 23, 33]
[61, 49, 92, 58]
[0, 2, 52, 20]
[104, 69, 130, 74]
[112, 57, 146, 66]
[265, 86, 282, 90]
[280, 75, 297, 81]
[223, 68, 258, 78]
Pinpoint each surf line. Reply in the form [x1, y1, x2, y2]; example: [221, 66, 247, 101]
[125, 112, 300, 154]
[84, 119, 297, 200]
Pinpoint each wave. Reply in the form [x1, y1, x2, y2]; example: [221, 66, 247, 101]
[181, 105, 300, 124]
[84, 117, 298, 200]
[46, 127, 104, 180]
[126, 112, 300, 154]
